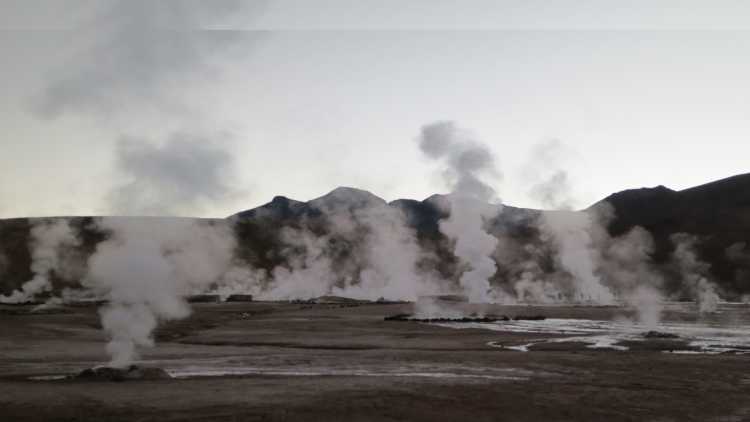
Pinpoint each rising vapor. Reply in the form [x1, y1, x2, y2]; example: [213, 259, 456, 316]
[109, 134, 244, 216]
[418, 121, 504, 303]
[522, 139, 577, 210]
[671, 233, 721, 313]
[85, 217, 235, 367]
[31, 0, 262, 118]
[0, 219, 80, 304]
[28, 0, 263, 217]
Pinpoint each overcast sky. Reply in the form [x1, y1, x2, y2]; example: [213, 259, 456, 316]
[2, 0, 750, 218]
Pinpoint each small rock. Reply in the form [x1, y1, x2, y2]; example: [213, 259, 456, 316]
[186, 295, 221, 303]
[226, 294, 254, 302]
[383, 314, 511, 323]
[643, 331, 679, 339]
[76, 365, 172, 382]
[513, 315, 546, 321]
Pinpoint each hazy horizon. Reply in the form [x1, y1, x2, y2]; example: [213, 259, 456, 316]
[4, 0, 750, 218]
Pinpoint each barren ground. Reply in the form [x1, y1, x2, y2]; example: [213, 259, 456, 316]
[1, 301, 749, 421]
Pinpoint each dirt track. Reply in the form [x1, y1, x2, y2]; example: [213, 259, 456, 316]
[1, 301, 749, 421]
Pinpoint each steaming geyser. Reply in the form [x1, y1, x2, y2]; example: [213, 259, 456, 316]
[439, 195, 501, 302]
[419, 121, 504, 303]
[0, 219, 80, 304]
[671, 233, 721, 313]
[86, 217, 234, 367]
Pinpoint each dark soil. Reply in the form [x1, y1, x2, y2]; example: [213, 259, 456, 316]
[1, 302, 748, 421]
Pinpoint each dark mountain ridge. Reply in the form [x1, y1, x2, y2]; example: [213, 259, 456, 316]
[592, 173, 750, 294]
[2, 173, 750, 299]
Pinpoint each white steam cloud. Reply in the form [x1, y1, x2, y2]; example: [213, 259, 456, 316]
[266, 225, 335, 300]
[0, 118, 729, 348]
[350, 203, 436, 301]
[519, 140, 666, 325]
[259, 188, 438, 301]
[28, 1, 261, 218]
[598, 225, 665, 327]
[519, 139, 615, 303]
[0, 219, 80, 304]
[31, 0, 262, 119]
[110, 134, 244, 216]
[85, 217, 235, 367]
[522, 139, 577, 210]
[538, 210, 615, 304]
[418, 121, 504, 303]
[671, 233, 721, 313]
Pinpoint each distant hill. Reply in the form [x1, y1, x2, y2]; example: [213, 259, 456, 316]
[592, 173, 750, 294]
[2, 173, 750, 299]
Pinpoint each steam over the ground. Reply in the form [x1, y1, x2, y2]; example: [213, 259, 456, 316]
[0, 219, 81, 304]
[598, 225, 665, 327]
[514, 140, 668, 324]
[726, 242, 750, 297]
[0, 122, 732, 358]
[258, 188, 439, 302]
[538, 209, 615, 304]
[519, 140, 613, 304]
[0, 0, 739, 376]
[85, 217, 234, 367]
[418, 121, 504, 303]
[671, 233, 721, 313]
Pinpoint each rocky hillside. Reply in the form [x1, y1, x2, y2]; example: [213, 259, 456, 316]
[593, 173, 750, 295]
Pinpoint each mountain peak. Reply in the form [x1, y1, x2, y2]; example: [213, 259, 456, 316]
[230, 195, 305, 219]
[591, 185, 676, 210]
[309, 187, 387, 211]
[322, 186, 382, 199]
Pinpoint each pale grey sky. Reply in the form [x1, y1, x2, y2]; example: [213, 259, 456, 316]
[2, 0, 750, 217]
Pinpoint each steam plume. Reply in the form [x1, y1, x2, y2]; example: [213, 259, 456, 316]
[261, 188, 436, 301]
[418, 121, 503, 303]
[31, 0, 261, 118]
[725, 242, 750, 289]
[518, 139, 614, 304]
[0, 219, 80, 304]
[109, 134, 243, 216]
[671, 233, 720, 313]
[86, 217, 234, 367]
[598, 225, 664, 327]
[522, 139, 576, 210]
[28, 1, 260, 218]
[350, 203, 434, 300]
[508, 243, 563, 304]
[539, 209, 615, 304]
[266, 225, 336, 300]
